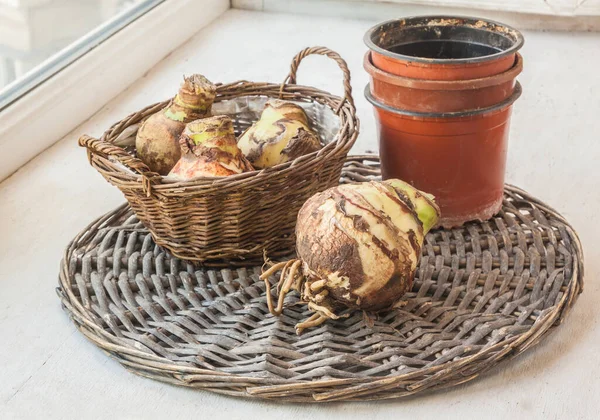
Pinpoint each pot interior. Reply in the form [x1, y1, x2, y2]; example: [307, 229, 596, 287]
[366, 16, 523, 62]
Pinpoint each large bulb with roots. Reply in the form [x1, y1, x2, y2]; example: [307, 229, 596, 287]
[260, 179, 440, 334]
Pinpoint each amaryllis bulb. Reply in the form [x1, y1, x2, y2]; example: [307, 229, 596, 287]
[168, 115, 253, 180]
[135, 74, 217, 175]
[237, 99, 321, 169]
[261, 180, 440, 334]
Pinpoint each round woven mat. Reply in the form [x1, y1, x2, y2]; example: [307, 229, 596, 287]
[57, 155, 584, 402]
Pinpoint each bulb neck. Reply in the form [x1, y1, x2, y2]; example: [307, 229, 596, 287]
[384, 179, 440, 233]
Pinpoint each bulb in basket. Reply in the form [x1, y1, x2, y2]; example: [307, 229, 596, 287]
[136, 74, 217, 175]
[237, 99, 321, 168]
[168, 115, 253, 180]
[261, 179, 440, 334]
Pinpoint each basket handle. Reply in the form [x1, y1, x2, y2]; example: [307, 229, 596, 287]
[280, 46, 354, 114]
[78, 134, 161, 196]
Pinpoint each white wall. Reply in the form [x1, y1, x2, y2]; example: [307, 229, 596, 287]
[233, 0, 600, 31]
[321, 0, 600, 16]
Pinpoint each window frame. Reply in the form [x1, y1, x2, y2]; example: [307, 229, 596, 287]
[0, 0, 229, 182]
[0, 0, 166, 111]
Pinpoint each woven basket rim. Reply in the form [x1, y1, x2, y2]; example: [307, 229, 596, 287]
[90, 81, 358, 189]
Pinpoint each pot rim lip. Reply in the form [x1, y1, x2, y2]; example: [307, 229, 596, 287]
[364, 82, 522, 118]
[363, 15, 525, 65]
[364, 51, 523, 90]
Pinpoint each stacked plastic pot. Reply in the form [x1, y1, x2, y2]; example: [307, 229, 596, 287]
[364, 16, 524, 228]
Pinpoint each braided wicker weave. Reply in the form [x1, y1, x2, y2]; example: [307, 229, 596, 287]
[57, 156, 583, 402]
[78, 46, 358, 264]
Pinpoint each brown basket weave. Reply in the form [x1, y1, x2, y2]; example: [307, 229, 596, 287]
[58, 155, 584, 402]
[79, 46, 358, 264]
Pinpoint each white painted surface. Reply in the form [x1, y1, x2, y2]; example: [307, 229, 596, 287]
[0, 0, 229, 182]
[579, 0, 600, 15]
[234, 0, 600, 30]
[364, 0, 600, 16]
[346, 0, 560, 16]
[0, 9, 599, 420]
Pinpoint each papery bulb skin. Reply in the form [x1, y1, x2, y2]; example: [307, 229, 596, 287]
[237, 100, 321, 169]
[168, 115, 253, 180]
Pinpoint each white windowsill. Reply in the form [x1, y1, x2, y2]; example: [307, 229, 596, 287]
[1, 8, 599, 420]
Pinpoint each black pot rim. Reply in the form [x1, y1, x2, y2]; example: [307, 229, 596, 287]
[364, 15, 525, 65]
[364, 82, 522, 118]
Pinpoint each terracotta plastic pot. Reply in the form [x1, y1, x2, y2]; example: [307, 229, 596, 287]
[364, 16, 524, 81]
[365, 51, 523, 113]
[365, 83, 522, 228]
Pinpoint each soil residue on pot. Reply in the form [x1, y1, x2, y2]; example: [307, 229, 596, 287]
[368, 16, 523, 63]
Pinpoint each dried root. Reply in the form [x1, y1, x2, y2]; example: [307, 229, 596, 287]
[295, 312, 328, 335]
[260, 259, 303, 316]
[260, 258, 339, 334]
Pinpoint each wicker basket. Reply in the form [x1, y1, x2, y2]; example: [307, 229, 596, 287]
[79, 47, 358, 263]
